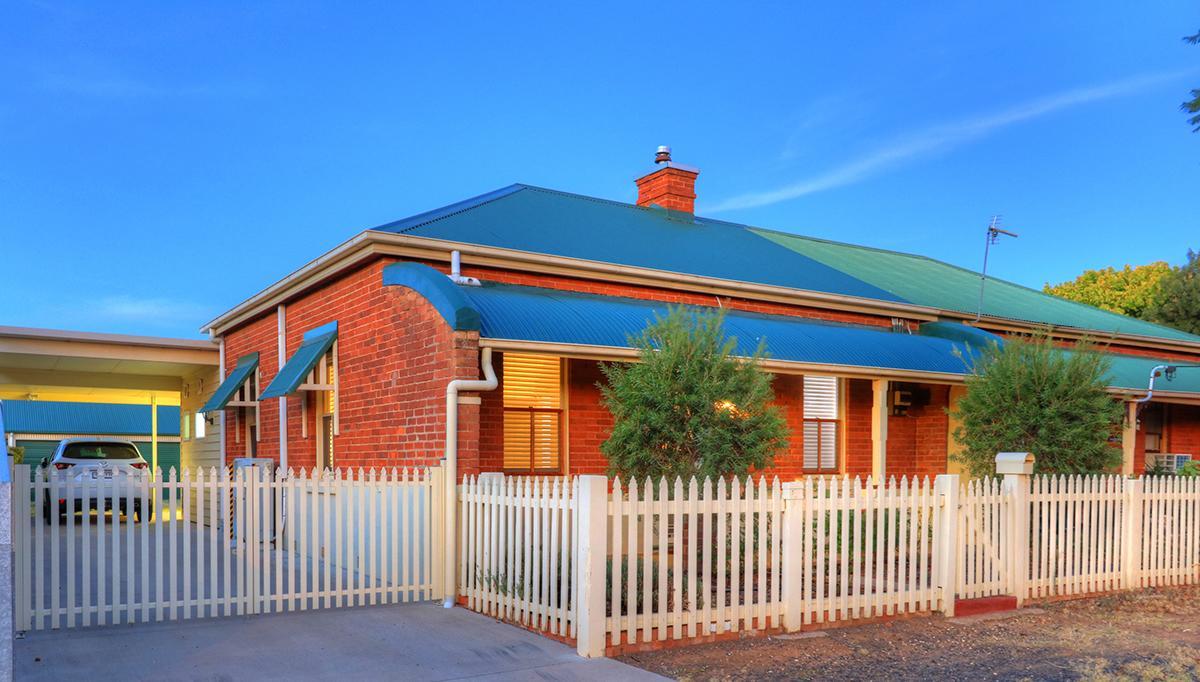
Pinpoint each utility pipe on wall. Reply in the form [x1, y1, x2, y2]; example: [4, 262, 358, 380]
[443, 347, 497, 607]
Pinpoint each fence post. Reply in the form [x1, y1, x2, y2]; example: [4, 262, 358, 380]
[575, 475, 608, 658]
[999, 469, 1031, 607]
[781, 481, 805, 632]
[1122, 477, 1142, 590]
[933, 474, 959, 617]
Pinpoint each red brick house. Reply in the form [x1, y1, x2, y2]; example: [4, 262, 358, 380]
[200, 150, 1200, 482]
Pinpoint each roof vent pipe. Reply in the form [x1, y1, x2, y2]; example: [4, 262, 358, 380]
[447, 250, 480, 287]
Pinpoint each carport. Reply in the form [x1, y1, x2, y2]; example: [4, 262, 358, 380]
[0, 326, 221, 472]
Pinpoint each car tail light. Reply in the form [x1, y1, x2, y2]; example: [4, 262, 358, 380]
[130, 462, 148, 470]
[54, 462, 74, 470]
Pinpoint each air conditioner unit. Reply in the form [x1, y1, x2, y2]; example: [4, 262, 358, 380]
[1146, 453, 1192, 473]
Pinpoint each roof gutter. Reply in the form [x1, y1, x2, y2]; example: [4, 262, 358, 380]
[200, 231, 1200, 355]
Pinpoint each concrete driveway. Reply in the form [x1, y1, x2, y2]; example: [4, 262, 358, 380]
[15, 603, 665, 681]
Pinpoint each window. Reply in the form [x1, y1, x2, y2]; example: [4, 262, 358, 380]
[503, 354, 563, 473]
[1143, 403, 1165, 453]
[318, 353, 336, 470]
[182, 411, 191, 441]
[802, 375, 840, 473]
[194, 412, 206, 440]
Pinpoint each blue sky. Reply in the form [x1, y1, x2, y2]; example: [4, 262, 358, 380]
[2, 2, 1198, 339]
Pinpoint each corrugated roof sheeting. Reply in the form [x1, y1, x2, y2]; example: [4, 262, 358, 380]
[459, 282, 970, 375]
[2, 400, 181, 436]
[375, 184, 905, 304]
[754, 228, 1200, 344]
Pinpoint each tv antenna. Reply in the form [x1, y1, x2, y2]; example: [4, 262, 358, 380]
[975, 215, 1018, 322]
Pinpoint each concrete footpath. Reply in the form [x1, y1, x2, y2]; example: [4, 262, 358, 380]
[14, 603, 666, 681]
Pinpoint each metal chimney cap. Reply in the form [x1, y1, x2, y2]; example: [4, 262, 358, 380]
[654, 145, 672, 164]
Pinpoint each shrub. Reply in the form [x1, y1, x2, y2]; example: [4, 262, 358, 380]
[950, 332, 1123, 478]
[599, 306, 789, 481]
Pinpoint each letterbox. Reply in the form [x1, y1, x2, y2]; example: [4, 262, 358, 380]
[995, 452, 1035, 475]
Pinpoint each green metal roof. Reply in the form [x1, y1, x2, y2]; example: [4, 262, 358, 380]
[374, 184, 903, 303]
[368, 183, 1199, 346]
[260, 323, 337, 399]
[200, 352, 259, 412]
[753, 228, 1200, 343]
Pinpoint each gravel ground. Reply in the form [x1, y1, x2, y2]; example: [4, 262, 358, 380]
[618, 585, 1200, 681]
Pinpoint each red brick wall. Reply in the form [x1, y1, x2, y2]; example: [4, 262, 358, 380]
[845, 379, 874, 477]
[1168, 404, 1200, 459]
[222, 257, 483, 475]
[566, 359, 613, 476]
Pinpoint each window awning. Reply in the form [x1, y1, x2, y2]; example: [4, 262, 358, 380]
[201, 352, 260, 412]
[260, 323, 337, 399]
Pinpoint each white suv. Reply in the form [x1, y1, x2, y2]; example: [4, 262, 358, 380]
[42, 438, 153, 524]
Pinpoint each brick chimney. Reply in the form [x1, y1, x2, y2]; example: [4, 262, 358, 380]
[635, 145, 699, 214]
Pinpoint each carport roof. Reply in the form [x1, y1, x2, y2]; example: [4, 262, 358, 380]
[3, 399, 181, 436]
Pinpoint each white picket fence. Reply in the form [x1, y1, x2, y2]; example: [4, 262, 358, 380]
[458, 475, 576, 638]
[11, 464, 443, 631]
[458, 468, 1200, 657]
[1026, 475, 1200, 600]
[608, 476, 783, 647]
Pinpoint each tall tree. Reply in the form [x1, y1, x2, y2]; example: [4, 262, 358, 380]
[1044, 262, 1172, 319]
[599, 306, 789, 482]
[1146, 249, 1200, 335]
[950, 333, 1123, 479]
[1185, 31, 1200, 132]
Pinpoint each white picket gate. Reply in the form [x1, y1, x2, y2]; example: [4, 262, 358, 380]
[793, 476, 940, 626]
[11, 464, 443, 631]
[956, 477, 1010, 599]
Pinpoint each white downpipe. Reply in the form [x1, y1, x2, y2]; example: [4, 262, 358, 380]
[443, 347, 497, 607]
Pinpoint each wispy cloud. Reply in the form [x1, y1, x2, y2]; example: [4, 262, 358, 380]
[91, 295, 210, 322]
[706, 70, 1191, 213]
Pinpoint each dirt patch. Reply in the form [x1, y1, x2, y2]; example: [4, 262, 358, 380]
[618, 586, 1200, 681]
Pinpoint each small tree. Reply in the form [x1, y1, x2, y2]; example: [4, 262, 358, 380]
[950, 333, 1123, 478]
[1043, 261, 1171, 319]
[599, 306, 789, 481]
[1146, 249, 1200, 335]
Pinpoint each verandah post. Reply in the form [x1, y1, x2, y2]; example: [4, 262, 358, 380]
[933, 474, 960, 617]
[575, 475, 609, 658]
[781, 481, 805, 632]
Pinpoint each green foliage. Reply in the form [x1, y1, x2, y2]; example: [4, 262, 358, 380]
[1043, 261, 1172, 319]
[1185, 31, 1200, 132]
[1145, 250, 1200, 335]
[949, 333, 1123, 478]
[7, 445, 23, 465]
[599, 306, 789, 481]
[1177, 460, 1200, 478]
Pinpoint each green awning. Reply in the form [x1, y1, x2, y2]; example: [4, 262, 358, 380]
[260, 322, 337, 399]
[201, 352, 259, 412]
